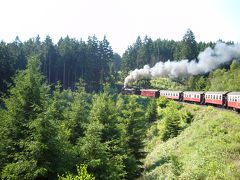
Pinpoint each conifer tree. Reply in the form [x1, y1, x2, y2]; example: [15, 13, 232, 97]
[78, 89, 126, 179]
[0, 56, 65, 179]
[161, 102, 182, 141]
[120, 96, 146, 179]
[0, 55, 47, 178]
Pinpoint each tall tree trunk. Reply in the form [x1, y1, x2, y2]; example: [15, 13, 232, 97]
[63, 61, 66, 89]
[48, 55, 51, 83]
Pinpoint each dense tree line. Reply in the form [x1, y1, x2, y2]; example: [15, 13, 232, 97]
[121, 29, 238, 91]
[0, 35, 121, 94]
[120, 29, 236, 79]
[1, 29, 235, 94]
[0, 56, 152, 179]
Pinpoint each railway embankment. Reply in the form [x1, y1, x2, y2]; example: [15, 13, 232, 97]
[141, 102, 240, 179]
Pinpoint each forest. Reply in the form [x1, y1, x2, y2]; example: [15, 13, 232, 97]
[0, 29, 240, 179]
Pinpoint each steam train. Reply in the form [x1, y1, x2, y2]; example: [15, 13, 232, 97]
[122, 87, 240, 111]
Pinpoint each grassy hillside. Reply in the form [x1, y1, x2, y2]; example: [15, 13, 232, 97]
[142, 102, 240, 179]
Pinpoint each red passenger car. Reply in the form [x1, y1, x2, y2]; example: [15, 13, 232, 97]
[204, 92, 228, 106]
[160, 90, 183, 100]
[183, 91, 204, 103]
[140, 89, 160, 97]
[227, 92, 240, 110]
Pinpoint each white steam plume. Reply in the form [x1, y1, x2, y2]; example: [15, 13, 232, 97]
[124, 42, 240, 87]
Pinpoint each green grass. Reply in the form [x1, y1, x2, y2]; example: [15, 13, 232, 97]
[150, 78, 185, 90]
[142, 104, 240, 179]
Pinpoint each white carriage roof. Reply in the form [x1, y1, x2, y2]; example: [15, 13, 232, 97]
[159, 90, 183, 93]
[228, 92, 240, 95]
[204, 91, 228, 95]
[183, 91, 205, 94]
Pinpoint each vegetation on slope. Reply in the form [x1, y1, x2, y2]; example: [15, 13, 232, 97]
[142, 99, 240, 179]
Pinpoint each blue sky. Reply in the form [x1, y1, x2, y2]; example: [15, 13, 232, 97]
[0, 0, 239, 54]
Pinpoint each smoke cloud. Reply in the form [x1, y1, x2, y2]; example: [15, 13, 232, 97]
[124, 42, 240, 87]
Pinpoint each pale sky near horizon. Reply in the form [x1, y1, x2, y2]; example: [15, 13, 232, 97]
[0, 0, 239, 55]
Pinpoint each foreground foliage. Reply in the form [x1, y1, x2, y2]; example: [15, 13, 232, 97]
[58, 164, 95, 180]
[0, 56, 151, 179]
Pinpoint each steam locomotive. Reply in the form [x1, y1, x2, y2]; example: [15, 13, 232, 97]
[122, 87, 240, 111]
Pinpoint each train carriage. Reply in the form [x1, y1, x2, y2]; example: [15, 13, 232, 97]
[227, 92, 240, 110]
[122, 87, 240, 113]
[183, 91, 205, 103]
[204, 91, 228, 106]
[140, 89, 160, 97]
[160, 90, 183, 100]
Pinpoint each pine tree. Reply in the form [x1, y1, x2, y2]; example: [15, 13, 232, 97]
[78, 89, 126, 179]
[161, 102, 182, 141]
[120, 96, 146, 179]
[0, 55, 48, 178]
[0, 56, 66, 179]
[65, 79, 90, 145]
[145, 99, 158, 122]
[182, 29, 198, 60]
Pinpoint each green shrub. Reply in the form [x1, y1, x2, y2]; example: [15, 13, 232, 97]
[58, 164, 95, 180]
